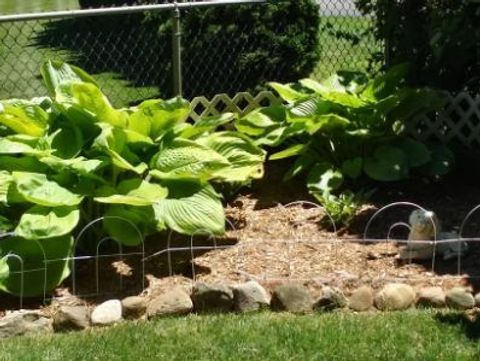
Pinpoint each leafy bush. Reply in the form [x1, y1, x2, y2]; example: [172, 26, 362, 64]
[69, 0, 321, 98]
[355, 0, 480, 92]
[0, 61, 265, 297]
[235, 65, 452, 224]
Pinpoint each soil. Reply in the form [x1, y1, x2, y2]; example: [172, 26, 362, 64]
[3, 160, 480, 314]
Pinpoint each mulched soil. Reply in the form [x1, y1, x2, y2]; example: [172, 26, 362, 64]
[3, 159, 480, 314]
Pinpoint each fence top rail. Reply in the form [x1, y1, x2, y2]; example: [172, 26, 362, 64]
[0, 0, 267, 23]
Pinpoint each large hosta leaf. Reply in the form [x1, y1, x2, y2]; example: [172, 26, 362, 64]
[197, 132, 266, 181]
[12, 172, 83, 207]
[41, 60, 98, 97]
[0, 101, 49, 137]
[181, 113, 236, 139]
[95, 179, 168, 206]
[268, 82, 307, 103]
[307, 164, 344, 193]
[0, 171, 12, 204]
[0, 138, 48, 156]
[0, 235, 73, 297]
[153, 180, 225, 235]
[39, 156, 105, 180]
[131, 97, 190, 140]
[364, 145, 409, 181]
[150, 138, 230, 181]
[103, 205, 156, 246]
[15, 206, 80, 240]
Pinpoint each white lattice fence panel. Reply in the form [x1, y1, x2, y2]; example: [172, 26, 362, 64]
[188, 91, 282, 122]
[189, 91, 480, 147]
[408, 92, 480, 146]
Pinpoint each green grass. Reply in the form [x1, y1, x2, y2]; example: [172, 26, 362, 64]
[1, 310, 480, 361]
[312, 16, 382, 81]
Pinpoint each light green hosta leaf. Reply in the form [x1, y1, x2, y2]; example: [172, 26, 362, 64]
[0, 101, 49, 137]
[0, 171, 13, 204]
[95, 179, 168, 206]
[150, 138, 231, 181]
[269, 143, 306, 160]
[92, 123, 147, 174]
[41, 60, 98, 97]
[181, 113, 236, 139]
[39, 156, 105, 180]
[364, 145, 409, 181]
[131, 97, 190, 139]
[0, 138, 48, 156]
[306, 114, 351, 134]
[12, 172, 83, 207]
[307, 164, 344, 193]
[299, 79, 366, 108]
[287, 97, 332, 121]
[361, 63, 409, 101]
[15, 206, 80, 240]
[103, 205, 157, 246]
[0, 235, 73, 297]
[65, 83, 127, 128]
[153, 180, 225, 236]
[197, 131, 266, 182]
[268, 82, 307, 103]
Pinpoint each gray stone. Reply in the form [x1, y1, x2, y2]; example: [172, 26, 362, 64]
[192, 283, 234, 313]
[314, 286, 347, 311]
[91, 299, 123, 326]
[233, 281, 270, 313]
[446, 288, 475, 310]
[271, 283, 313, 313]
[374, 283, 416, 311]
[121, 296, 147, 319]
[53, 306, 90, 331]
[348, 286, 374, 312]
[474, 292, 480, 307]
[147, 287, 193, 318]
[416, 287, 446, 308]
[0, 310, 53, 339]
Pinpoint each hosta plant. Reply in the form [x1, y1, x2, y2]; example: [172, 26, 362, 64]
[0, 61, 265, 297]
[236, 64, 453, 225]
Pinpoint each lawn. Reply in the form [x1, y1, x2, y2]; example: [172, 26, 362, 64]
[312, 16, 382, 80]
[1, 311, 480, 361]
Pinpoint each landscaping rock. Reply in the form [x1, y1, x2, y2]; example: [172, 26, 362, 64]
[147, 287, 193, 318]
[0, 310, 53, 339]
[475, 292, 480, 307]
[416, 287, 446, 308]
[271, 283, 313, 313]
[122, 296, 147, 319]
[348, 286, 374, 312]
[192, 283, 234, 313]
[91, 300, 123, 326]
[233, 281, 270, 313]
[314, 286, 347, 311]
[374, 283, 416, 311]
[446, 288, 475, 310]
[53, 306, 90, 331]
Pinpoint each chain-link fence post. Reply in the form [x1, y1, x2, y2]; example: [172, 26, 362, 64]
[171, 2, 183, 96]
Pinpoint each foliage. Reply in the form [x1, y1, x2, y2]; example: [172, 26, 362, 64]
[354, 0, 480, 92]
[236, 65, 452, 225]
[0, 61, 265, 297]
[68, 0, 321, 98]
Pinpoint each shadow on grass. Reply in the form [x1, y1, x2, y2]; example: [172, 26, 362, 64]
[34, 14, 172, 103]
[435, 312, 480, 341]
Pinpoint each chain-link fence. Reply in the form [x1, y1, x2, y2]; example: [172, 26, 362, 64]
[0, 0, 383, 107]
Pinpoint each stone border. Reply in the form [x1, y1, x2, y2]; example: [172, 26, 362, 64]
[1, 282, 479, 339]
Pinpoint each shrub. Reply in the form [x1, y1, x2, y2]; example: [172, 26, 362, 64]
[355, 0, 480, 92]
[72, 0, 321, 98]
